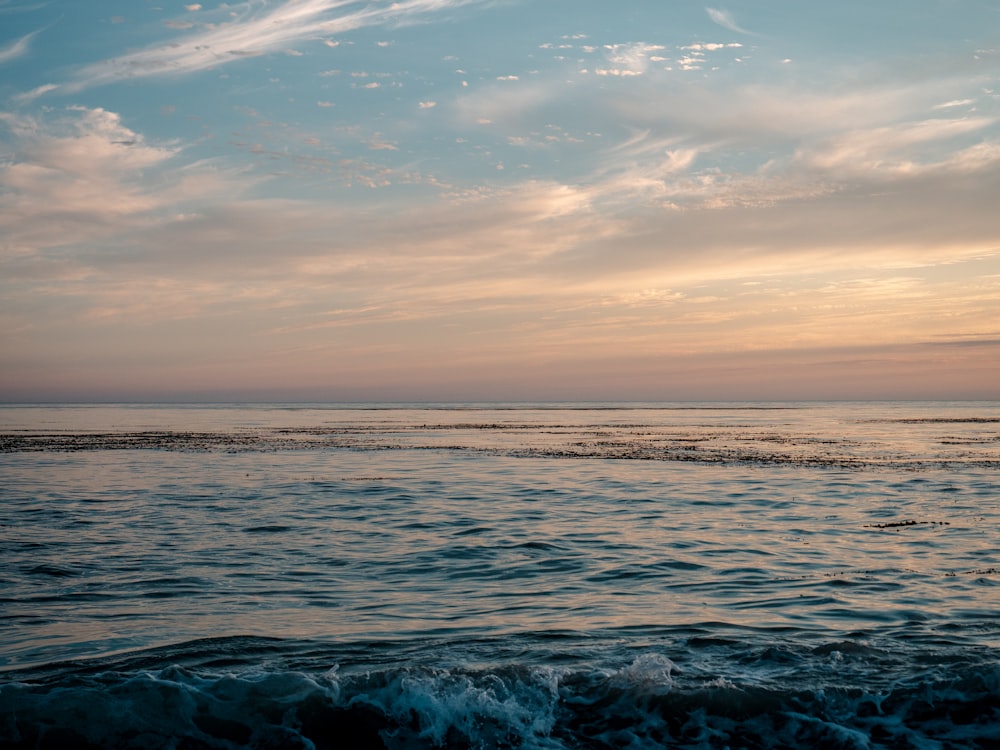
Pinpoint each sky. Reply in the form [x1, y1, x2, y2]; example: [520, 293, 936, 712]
[1, 0, 998, 402]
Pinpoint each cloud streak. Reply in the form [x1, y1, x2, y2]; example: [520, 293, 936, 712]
[0, 28, 41, 64]
[706, 7, 755, 35]
[68, 0, 485, 90]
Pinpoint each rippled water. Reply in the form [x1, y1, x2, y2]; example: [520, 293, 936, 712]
[1, 402, 998, 748]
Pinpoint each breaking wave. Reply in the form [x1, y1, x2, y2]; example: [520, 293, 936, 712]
[3, 640, 999, 749]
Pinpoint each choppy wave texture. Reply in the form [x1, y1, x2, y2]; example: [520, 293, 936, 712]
[3, 637, 1000, 749]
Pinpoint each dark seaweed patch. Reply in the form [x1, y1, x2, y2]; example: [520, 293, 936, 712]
[865, 417, 1000, 423]
[945, 568, 999, 577]
[863, 520, 951, 529]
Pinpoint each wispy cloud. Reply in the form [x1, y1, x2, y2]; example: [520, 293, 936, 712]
[0, 1, 47, 14]
[0, 28, 41, 65]
[12, 82, 59, 102]
[798, 116, 999, 176]
[933, 98, 974, 110]
[706, 7, 755, 35]
[68, 0, 485, 90]
[0, 107, 250, 257]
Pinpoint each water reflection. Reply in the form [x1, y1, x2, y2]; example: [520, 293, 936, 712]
[1, 404, 997, 670]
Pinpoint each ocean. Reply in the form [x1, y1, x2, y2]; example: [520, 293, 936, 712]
[1, 402, 998, 749]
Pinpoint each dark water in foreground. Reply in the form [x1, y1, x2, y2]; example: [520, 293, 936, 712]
[1, 402, 998, 748]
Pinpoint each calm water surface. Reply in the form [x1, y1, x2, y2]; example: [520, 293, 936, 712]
[1, 402, 998, 748]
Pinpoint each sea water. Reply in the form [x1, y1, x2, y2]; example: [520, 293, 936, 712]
[1, 402, 998, 748]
